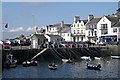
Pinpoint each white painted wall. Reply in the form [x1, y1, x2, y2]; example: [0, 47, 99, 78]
[97, 16, 112, 42]
[61, 33, 71, 41]
[44, 34, 51, 42]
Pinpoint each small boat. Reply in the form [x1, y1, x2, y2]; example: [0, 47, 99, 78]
[22, 61, 31, 67]
[81, 56, 91, 61]
[62, 58, 72, 63]
[30, 60, 38, 66]
[90, 57, 101, 60]
[94, 57, 101, 60]
[111, 56, 120, 59]
[86, 63, 101, 70]
[48, 63, 58, 70]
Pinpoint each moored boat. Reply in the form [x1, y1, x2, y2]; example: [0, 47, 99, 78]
[22, 61, 31, 67]
[86, 63, 101, 70]
[62, 58, 72, 63]
[111, 56, 120, 59]
[48, 63, 58, 70]
[81, 56, 91, 61]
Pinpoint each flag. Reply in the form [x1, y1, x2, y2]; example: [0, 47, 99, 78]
[5, 23, 8, 28]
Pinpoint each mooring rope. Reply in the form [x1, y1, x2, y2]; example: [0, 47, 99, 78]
[53, 48, 66, 59]
[51, 49, 62, 60]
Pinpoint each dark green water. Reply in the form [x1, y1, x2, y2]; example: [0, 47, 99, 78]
[2, 57, 120, 78]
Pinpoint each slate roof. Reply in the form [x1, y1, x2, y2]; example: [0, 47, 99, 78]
[105, 16, 119, 27]
[61, 27, 71, 33]
[85, 18, 101, 26]
[49, 23, 61, 27]
[33, 34, 46, 39]
[82, 19, 88, 24]
[47, 34, 62, 38]
[113, 22, 120, 27]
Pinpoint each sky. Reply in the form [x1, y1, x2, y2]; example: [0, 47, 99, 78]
[2, 2, 118, 39]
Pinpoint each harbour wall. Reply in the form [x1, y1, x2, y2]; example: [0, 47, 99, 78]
[2, 46, 116, 64]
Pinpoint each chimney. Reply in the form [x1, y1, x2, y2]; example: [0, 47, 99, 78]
[74, 16, 80, 23]
[88, 14, 94, 21]
[61, 21, 64, 27]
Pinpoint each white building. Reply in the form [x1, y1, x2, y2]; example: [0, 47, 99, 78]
[97, 15, 119, 43]
[85, 15, 101, 43]
[71, 16, 88, 42]
[46, 21, 72, 41]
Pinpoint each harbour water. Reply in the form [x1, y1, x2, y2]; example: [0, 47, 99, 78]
[2, 56, 120, 79]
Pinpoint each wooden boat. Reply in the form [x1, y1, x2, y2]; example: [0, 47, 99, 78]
[62, 58, 72, 63]
[86, 63, 101, 70]
[111, 56, 120, 59]
[48, 63, 58, 70]
[30, 60, 38, 66]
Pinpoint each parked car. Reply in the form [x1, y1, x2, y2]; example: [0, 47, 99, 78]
[67, 42, 76, 47]
[3, 43, 11, 49]
[83, 41, 95, 46]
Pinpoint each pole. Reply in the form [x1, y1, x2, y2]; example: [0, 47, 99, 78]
[32, 14, 35, 34]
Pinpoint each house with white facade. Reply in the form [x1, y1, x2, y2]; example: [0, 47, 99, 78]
[85, 15, 101, 43]
[71, 16, 88, 42]
[31, 34, 47, 48]
[97, 15, 119, 43]
[44, 34, 63, 42]
[46, 21, 72, 41]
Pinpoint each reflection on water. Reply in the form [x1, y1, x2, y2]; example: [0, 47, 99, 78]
[2, 57, 120, 78]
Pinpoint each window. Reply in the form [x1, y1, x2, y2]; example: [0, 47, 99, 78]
[101, 31, 108, 34]
[113, 28, 117, 33]
[101, 24, 108, 34]
[81, 24, 83, 26]
[78, 24, 79, 27]
[119, 28, 120, 32]
[81, 30, 83, 34]
[68, 34, 69, 36]
[77, 30, 79, 34]
[94, 31, 97, 36]
[74, 30, 76, 34]
[88, 31, 90, 36]
[101, 24, 108, 29]
[94, 24, 97, 29]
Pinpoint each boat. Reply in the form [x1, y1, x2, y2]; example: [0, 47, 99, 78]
[48, 63, 58, 70]
[4, 53, 17, 68]
[81, 56, 91, 61]
[94, 57, 101, 60]
[62, 58, 72, 63]
[86, 63, 101, 70]
[111, 56, 120, 59]
[22, 61, 31, 67]
[30, 60, 38, 66]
